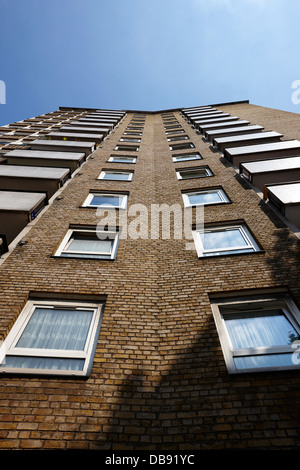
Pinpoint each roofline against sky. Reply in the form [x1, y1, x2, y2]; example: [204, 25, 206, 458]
[59, 99, 250, 114]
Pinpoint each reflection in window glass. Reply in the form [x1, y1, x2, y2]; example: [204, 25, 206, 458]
[183, 188, 228, 207]
[173, 153, 202, 162]
[225, 310, 299, 349]
[65, 237, 113, 256]
[194, 224, 260, 257]
[99, 171, 133, 181]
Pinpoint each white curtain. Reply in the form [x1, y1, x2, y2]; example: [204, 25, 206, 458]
[67, 238, 112, 254]
[224, 310, 298, 349]
[225, 309, 298, 370]
[234, 353, 294, 370]
[2, 308, 94, 371]
[3, 356, 85, 371]
[16, 308, 93, 350]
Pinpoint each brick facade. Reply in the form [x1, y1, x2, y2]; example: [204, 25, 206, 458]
[0, 103, 299, 450]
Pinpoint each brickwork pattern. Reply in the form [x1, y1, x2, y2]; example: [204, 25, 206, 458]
[0, 104, 299, 449]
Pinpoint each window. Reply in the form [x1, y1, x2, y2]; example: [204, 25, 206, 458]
[54, 226, 119, 259]
[169, 142, 195, 151]
[130, 120, 145, 125]
[183, 188, 229, 207]
[165, 121, 178, 126]
[120, 137, 141, 143]
[177, 166, 212, 179]
[108, 156, 137, 164]
[167, 135, 189, 142]
[172, 153, 202, 162]
[0, 299, 104, 376]
[166, 129, 185, 135]
[0, 234, 8, 257]
[82, 192, 128, 209]
[115, 145, 139, 152]
[193, 222, 261, 257]
[210, 293, 300, 373]
[165, 125, 182, 129]
[123, 131, 142, 136]
[98, 170, 133, 181]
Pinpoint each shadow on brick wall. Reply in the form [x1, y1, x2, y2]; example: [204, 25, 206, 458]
[91, 337, 300, 450]
[90, 199, 300, 451]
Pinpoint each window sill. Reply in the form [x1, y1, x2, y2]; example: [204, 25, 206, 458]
[197, 250, 265, 260]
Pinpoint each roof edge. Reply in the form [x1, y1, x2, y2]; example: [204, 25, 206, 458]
[59, 100, 250, 114]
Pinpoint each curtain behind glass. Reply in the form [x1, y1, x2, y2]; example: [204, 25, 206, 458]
[67, 238, 113, 254]
[16, 308, 94, 351]
[225, 310, 299, 349]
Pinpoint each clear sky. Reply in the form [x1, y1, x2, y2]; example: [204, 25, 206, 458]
[1, 0, 300, 125]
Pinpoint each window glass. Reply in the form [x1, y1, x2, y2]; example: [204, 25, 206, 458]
[54, 228, 118, 259]
[90, 194, 123, 207]
[16, 307, 93, 351]
[210, 295, 300, 373]
[115, 145, 139, 151]
[184, 170, 206, 178]
[170, 143, 195, 150]
[101, 171, 132, 181]
[184, 188, 228, 207]
[188, 190, 224, 205]
[173, 154, 202, 162]
[225, 310, 299, 349]
[194, 224, 260, 257]
[120, 138, 141, 143]
[168, 135, 189, 141]
[178, 168, 211, 179]
[109, 156, 136, 163]
[201, 227, 250, 254]
[233, 353, 295, 370]
[0, 300, 103, 376]
[2, 356, 85, 371]
[65, 237, 113, 256]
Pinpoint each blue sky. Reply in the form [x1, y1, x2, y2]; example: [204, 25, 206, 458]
[1, 0, 300, 125]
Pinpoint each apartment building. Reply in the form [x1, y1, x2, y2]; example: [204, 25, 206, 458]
[0, 100, 299, 450]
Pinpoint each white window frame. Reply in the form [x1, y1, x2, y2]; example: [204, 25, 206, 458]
[182, 188, 229, 208]
[193, 223, 260, 257]
[108, 156, 137, 164]
[98, 170, 133, 181]
[54, 227, 119, 259]
[172, 153, 202, 162]
[82, 192, 128, 209]
[210, 294, 300, 374]
[0, 299, 104, 377]
[177, 166, 212, 180]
